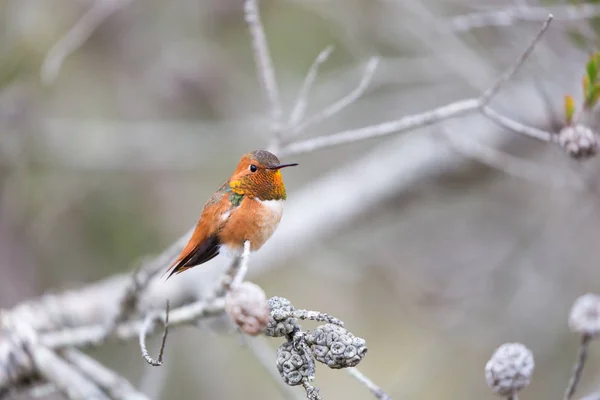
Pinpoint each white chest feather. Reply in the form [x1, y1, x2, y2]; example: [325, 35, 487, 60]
[257, 199, 284, 226]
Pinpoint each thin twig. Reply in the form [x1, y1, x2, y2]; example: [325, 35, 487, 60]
[508, 394, 519, 400]
[450, 4, 600, 32]
[279, 98, 480, 156]
[220, 241, 252, 294]
[347, 367, 392, 400]
[441, 126, 580, 188]
[61, 348, 149, 400]
[482, 107, 555, 142]
[244, 0, 283, 133]
[564, 334, 591, 400]
[41, 0, 133, 85]
[291, 57, 380, 136]
[480, 14, 553, 106]
[288, 45, 335, 128]
[111, 264, 151, 326]
[281, 309, 345, 327]
[244, 336, 305, 400]
[279, 16, 553, 156]
[139, 301, 170, 367]
[28, 344, 110, 400]
[302, 380, 322, 400]
[42, 297, 225, 349]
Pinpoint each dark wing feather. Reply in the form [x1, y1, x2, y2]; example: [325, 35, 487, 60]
[166, 235, 220, 279]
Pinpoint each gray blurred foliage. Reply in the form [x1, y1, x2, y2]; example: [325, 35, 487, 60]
[2, 0, 600, 399]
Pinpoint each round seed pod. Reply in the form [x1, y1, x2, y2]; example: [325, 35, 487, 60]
[266, 297, 300, 337]
[559, 125, 597, 159]
[569, 293, 600, 337]
[485, 343, 534, 396]
[225, 282, 269, 336]
[276, 341, 315, 386]
[306, 324, 367, 369]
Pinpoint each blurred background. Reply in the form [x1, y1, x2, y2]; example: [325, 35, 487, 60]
[2, 0, 600, 399]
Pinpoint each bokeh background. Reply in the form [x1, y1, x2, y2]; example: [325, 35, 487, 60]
[2, 0, 600, 399]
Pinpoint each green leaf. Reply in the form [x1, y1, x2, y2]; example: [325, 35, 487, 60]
[587, 53, 598, 83]
[583, 75, 591, 95]
[564, 95, 576, 125]
[585, 84, 600, 109]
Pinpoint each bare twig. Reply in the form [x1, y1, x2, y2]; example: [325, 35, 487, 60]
[41, 0, 133, 85]
[42, 297, 225, 350]
[450, 4, 600, 32]
[220, 241, 252, 293]
[61, 348, 149, 400]
[288, 46, 335, 128]
[564, 334, 591, 400]
[244, 336, 305, 400]
[29, 344, 109, 400]
[302, 380, 322, 400]
[112, 264, 152, 326]
[442, 127, 579, 188]
[479, 14, 553, 106]
[482, 107, 555, 142]
[139, 301, 170, 366]
[280, 309, 345, 327]
[279, 15, 553, 156]
[279, 99, 480, 156]
[244, 0, 283, 132]
[347, 367, 392, 400]
[290, 57, 380, 136]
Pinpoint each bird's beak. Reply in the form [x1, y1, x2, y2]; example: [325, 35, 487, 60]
[268, 163, 299, 170]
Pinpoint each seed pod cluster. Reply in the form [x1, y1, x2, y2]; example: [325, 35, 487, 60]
[306, 324, 368, 369]
[266, 296, 367, 392]
[485, 343, 534, 397]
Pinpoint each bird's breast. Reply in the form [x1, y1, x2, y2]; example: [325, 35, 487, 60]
[219, 198, 284, 252]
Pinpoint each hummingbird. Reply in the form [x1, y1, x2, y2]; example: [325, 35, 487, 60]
[165, 150, 298, 278]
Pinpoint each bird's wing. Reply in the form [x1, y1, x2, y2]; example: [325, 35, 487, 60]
[165, 184, 236, 278]
[165, 234, 220, 278]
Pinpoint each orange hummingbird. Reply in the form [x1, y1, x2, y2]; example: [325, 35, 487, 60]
[165, 150, 298, 278]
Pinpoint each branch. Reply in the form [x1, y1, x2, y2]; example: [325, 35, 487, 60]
[481, 107, 556, 142]
[29, 345, 110, 400]
[40, 298, 225, 350]
[41, 0, 133, 85]
[139, 301, 170, 367]
[61, 348, 150, 400]
[289, 57, 380, 137]
[288, 46, 335, 128]
[479, 14, 553, 106]
[243, 336, 305, 399]
[441, 126, 580, 189]
[450, 4, 600, 32]
[220, 240, 252, 293]
[244, 0, 283, 133]
[302, 381, 322, 400]
[279, 15, 554, 156]
[564, 335, 591, 400]
[279, 98, 480, 156]
[347, 367, 392, 400]
[111, 263, 156, 327]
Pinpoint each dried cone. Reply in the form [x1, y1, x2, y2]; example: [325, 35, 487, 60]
[306, 324, 367, 369]
[569, 293, 600, 337]
[225, 282, 269, 335]
[485, 343, 534, 396]
[276, 341, 315, 386]
[266, 297, 300, 337]
[559, 124, 598, 159]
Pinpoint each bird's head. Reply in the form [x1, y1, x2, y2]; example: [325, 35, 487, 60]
[229, 150, 298, 200]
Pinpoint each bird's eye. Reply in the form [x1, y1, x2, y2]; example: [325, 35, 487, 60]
[249, 164, 257, 172]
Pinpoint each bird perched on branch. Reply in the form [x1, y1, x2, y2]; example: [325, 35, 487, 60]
[166, 150, 298, 278]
